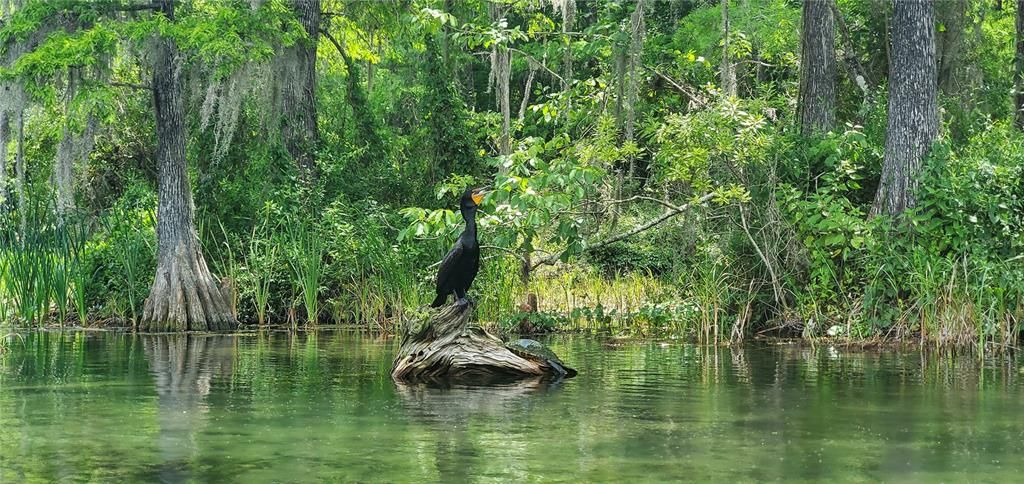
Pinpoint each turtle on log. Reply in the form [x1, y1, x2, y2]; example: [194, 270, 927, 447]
[506, 339, 577, 378]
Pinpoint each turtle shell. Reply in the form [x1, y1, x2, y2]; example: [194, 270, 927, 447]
[506, 339, 576, 377]
[507, 339, 559, 361]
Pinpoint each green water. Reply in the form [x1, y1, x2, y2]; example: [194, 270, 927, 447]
[1, 332, 1022, 482]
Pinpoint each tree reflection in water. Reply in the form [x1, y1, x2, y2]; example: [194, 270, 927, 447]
[143, 335, 235, 482]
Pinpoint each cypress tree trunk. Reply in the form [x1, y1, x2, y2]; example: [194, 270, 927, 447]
[720, 0, 737, 97]
[798, 0, 837, 134]
[282, 0, 320, 181]
[873, 0, 938, 216]
[142, 0, 235, 332]
[1015, 0, 1024, 129]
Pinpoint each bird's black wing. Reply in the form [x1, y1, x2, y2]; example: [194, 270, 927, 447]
[435, 240, 464, 290]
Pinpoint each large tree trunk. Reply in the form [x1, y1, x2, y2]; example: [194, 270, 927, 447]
[142, 0, 235, 332]
[392, 304, 574, 383]
[798, 0, 837, 134]
[873, 0, 938, 216]
[281, 0, 320, 182]
[1016, 0, 1024, 129]
[720, 0, 737, 97]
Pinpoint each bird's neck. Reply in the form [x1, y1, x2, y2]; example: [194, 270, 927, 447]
[462, 207, 477, 237]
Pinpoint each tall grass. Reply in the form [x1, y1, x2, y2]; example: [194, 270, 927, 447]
[248, 220, 278, 327]
[68, 221, 90, 325]
[890, 253, 1023, 352]
[0, 203, 92, 327]
[287, 218, 324, 326]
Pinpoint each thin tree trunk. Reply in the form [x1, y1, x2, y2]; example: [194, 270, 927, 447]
[935, 0, 966, 95]
[624, 0, 645, 143]
[559, 0, 576, 93]
[1016, 0, 1024, 128]
[613, 47, 626, 128]
[831, 0, 870, 96]
[495, 48, 511, 156]
[517, 61, 537, 123]
[282, 0, 320, 182]
[0, 110, 7, 211]
[54, 123, 76, 219]
[625, 0, 646, 180]
[15, 109, 25, 240]
[798, 0, 837, 134]
[720, 0, 737, 97]
[490, 2, 511, 157]
[367, 31, 374, 94]
[873, 0, 938, 216]
[142, 0, 235, 332]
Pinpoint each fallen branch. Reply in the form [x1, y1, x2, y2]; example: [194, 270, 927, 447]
[509, 48, 566, 86]
[642, 66, 708, 108]
[109, 81, 152, 91]
[533, 192, 715, 269]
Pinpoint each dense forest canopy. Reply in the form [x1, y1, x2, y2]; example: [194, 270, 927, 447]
[0, 0, 1020, 346]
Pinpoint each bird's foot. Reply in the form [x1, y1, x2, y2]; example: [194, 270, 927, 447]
[455, 297, 471, 308]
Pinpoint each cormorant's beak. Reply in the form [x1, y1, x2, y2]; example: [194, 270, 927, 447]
[471, 188, 489, 206]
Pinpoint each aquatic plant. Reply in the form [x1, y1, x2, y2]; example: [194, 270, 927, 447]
[287, 217, 324, 326]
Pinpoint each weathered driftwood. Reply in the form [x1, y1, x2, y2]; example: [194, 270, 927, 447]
[391, 303, 566, 383]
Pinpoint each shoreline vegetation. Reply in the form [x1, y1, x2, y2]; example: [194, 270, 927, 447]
[0, 2, 1021, 351]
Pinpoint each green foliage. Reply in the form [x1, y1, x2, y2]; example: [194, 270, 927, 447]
[86, 186, 157, 324]
[1, 0, 1021, 351]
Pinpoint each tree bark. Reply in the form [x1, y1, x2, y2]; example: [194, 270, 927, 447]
[873, 0, 938, 216]
[1016, 0, 1024, 129]
[720, 0, 737, 97]
[282, 0, 320, 182]
[391, 304, 574, 383]
[142, 0, 235, 332]
[798, 0, 837, 134]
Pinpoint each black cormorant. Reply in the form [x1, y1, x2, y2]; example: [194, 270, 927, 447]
[431, 187, 487, 307]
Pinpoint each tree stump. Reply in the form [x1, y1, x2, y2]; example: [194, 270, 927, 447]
[391, 303, 573, 383]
